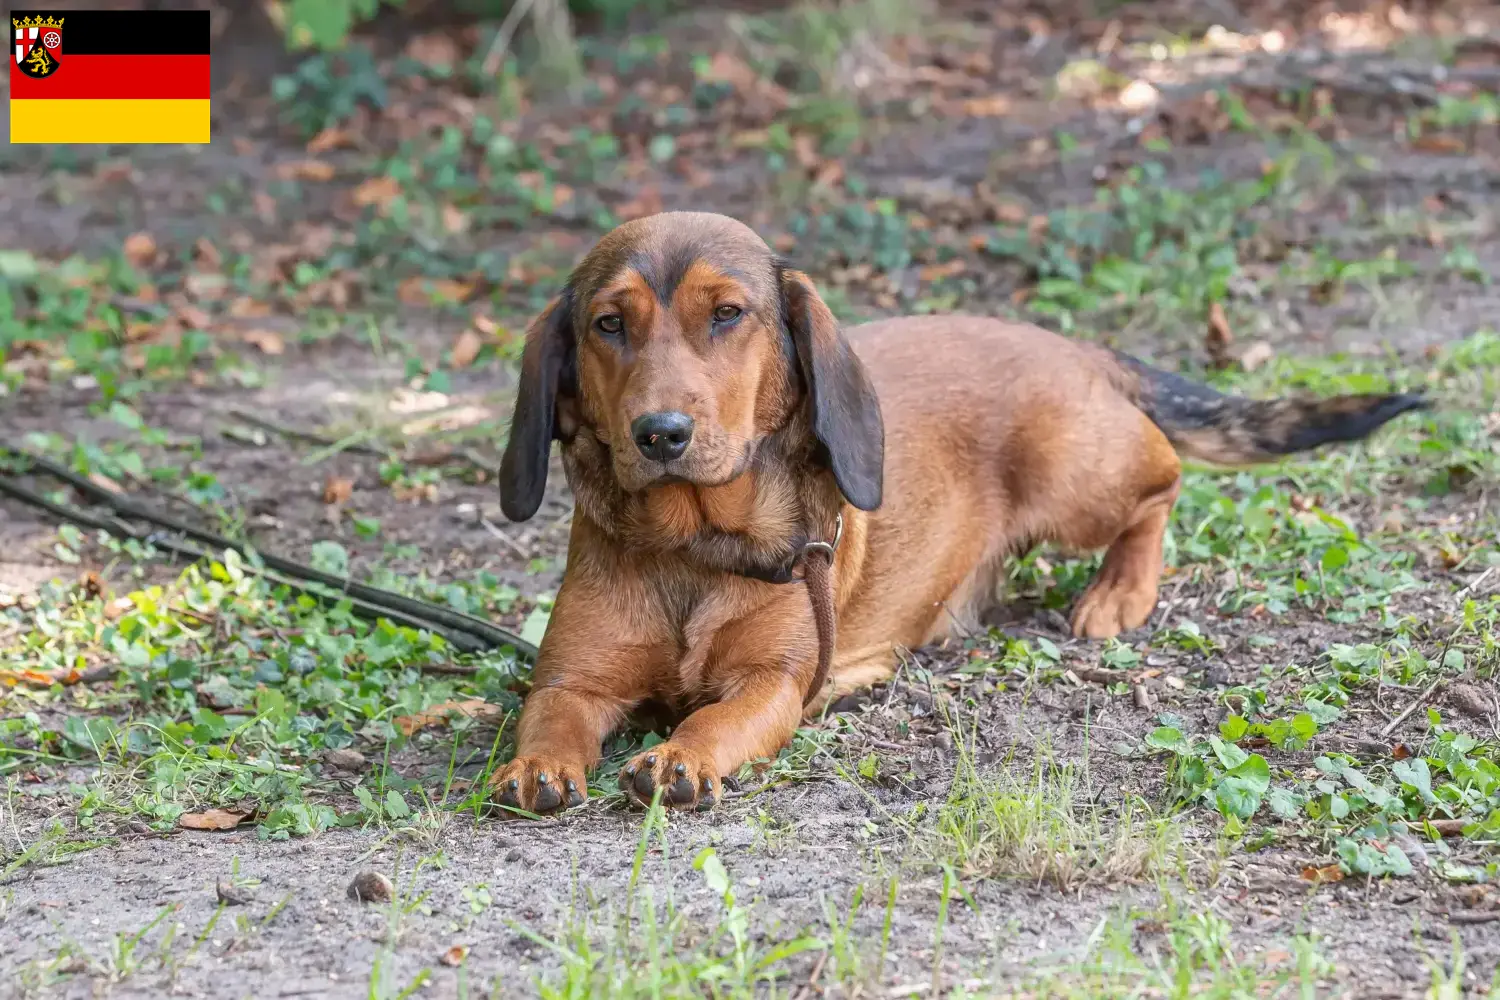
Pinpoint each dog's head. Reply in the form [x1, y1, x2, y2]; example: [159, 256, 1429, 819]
[498, 211, 884, 522]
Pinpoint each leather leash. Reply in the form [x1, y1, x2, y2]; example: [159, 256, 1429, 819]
[795, 513, 842, 707]
[723, 512, 843, 707]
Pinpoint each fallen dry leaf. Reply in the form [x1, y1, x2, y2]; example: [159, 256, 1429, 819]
[228, 296, 272, 319]
[399, 404, 493, 438]
[919, 259, 966, 283]
[1118, 79, 1160, 111]
[1205, 302, 1235, 367]
[193, 237, 222, 269]
[88, 471, 124, 494]
[276, 159, 337, 182]
[1412, 817, 1468, 837]
[1300, 864, 1344, 884]
[615, 186, 663, 223]
[307, 126, 357, 154]
[441, 204, 470, 235]
[1237, 340, 1275, 372]
[394, 699, 504, 736]
[123, 231, 157, 269]
[175, 303, 213, 329]
[450, 329, 483, 369]
[253, 190, 278, 224]
[397, 277, 475, 306]
[1391, 742, 1414, 760]
[322, 476, 354, 505]
[180, 808, 251, 831]
[1411, 134, 1467, 155]
[353, 175, 402, 212]
[241, 329, 286, 355]
[990, 200, 1030, 225]
[392, 482, 440, 504]
[961, 94, 1011, 117]
[0, 668, 64, 688]
[118, 321, 155, 344]
[405, 32, 460, 69]
[184, 271, 229, 301]
[439, 945, 469, 967]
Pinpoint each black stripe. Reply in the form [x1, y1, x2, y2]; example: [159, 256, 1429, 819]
[11, 10, 209, 55]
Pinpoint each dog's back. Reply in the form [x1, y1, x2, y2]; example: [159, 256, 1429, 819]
[835, 314, 1423, 662]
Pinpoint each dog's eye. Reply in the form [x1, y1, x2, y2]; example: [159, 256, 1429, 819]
[595, 315, 624, 337]
[712, 305, 742, 325]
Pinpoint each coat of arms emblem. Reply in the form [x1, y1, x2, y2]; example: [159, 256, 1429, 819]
[13, 15, 64, 79]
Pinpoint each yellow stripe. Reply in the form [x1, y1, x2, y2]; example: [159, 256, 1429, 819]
[10, 99, 210, 144]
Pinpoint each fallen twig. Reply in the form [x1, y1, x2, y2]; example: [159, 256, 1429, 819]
[1378, 677, 1445, 738]
[0, 451, 538, 659]
[225, 408, 385, 457]
[1448, 911, 1500, 926]
[791, 951, 828, 1000]
[480, 0, 538, 75]
[1457, 565, 1495, 600]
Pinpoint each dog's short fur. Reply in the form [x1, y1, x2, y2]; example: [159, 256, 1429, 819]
[491, 211, 1425, 814]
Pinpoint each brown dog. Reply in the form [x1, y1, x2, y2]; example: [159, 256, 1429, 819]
[490, 211, 1424, 814]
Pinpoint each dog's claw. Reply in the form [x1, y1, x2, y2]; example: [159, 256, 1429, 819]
[696, 777, 717, 812]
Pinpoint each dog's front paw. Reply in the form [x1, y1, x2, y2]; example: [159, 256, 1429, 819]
[489, 755, 587, 817]
[618, 744, 720, 812]
[1070, 578, 1157, 639]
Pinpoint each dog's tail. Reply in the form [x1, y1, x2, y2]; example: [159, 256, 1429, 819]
[1107, 351, 1428, 465]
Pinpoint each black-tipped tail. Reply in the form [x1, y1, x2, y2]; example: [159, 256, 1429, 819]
[1110, 353, 1429, 465]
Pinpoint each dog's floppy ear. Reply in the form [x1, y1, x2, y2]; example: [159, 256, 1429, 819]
[781, 269, 884, 511]
[499, 292, 575, 522]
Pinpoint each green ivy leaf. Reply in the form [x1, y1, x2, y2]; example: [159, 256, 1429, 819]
[1209, 736, 1250, 770]
[1219, 715, 1250, 741]
[1145, 726, 1190, 754]
[1393, 758, 1433, 802]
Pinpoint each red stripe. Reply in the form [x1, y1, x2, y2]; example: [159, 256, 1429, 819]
[10, 54, 209, 100]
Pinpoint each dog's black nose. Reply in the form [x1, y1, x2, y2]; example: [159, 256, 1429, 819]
[631, 411, 694, 462]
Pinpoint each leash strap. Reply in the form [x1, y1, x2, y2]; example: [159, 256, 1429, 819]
[800, 548, 837, 707]
[797, 513, 842, 707]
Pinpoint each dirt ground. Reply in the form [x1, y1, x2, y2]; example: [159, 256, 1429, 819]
[4, 1, 1500, 997]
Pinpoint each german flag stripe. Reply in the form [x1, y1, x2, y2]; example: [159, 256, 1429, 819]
[10, 54, 209, 100]
[10, 10, 209, 55]
[10, 98, 210, 144]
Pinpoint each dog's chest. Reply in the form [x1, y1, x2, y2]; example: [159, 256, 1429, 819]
[645, 571, 763, 701]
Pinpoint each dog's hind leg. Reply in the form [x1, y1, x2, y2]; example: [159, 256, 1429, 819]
[1068, 474, 1180, 638]
[1028, 404, 1182, 640]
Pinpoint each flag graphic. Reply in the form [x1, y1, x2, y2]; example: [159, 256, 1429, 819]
[10, 9, 210, 144]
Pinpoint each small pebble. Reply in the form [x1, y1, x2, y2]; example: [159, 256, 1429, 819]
[322, 748, 368, 772]
[216, 881, 255, 906]
[347, 871, 394, 903]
